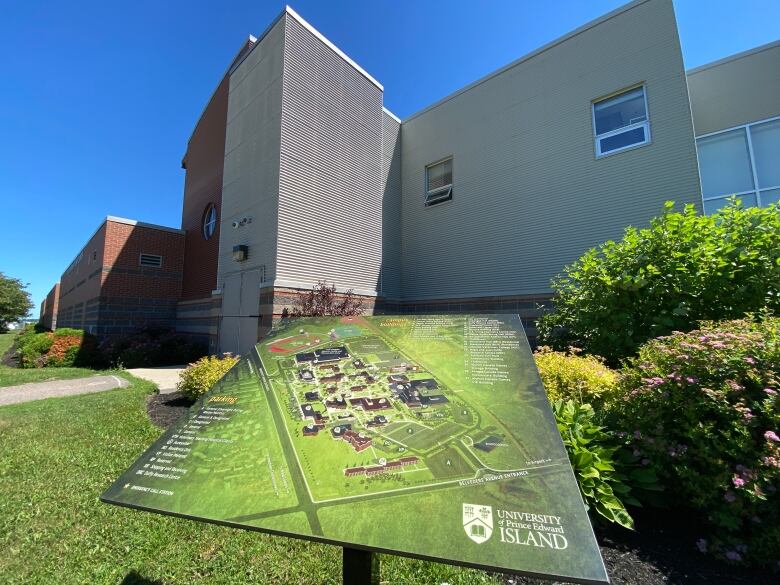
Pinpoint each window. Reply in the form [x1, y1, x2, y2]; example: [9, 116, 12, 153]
[203, 204, 218, 240]
[139, 254, 163, 268]
[696, 116, 780, 213]
[593, 86, 650, 156]
[425, 158, 453, 206]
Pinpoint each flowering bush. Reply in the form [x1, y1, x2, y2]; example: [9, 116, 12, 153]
[177, 354, 240, 400]
[538, 201, 780, 365]
[17, 328, 97, 368]
[535, 347, 618, 405]
[614, 317, 780, 565]
[554, 400, 637, 529]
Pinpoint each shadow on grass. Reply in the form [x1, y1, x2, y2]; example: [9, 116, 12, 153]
[120, 570, 163, 585]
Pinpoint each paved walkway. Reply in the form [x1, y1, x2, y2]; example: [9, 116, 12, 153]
[126, 365, 186, 394]
[0, 375, 129, 406]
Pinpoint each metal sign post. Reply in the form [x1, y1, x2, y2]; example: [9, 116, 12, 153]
[343, 547, 379, 585]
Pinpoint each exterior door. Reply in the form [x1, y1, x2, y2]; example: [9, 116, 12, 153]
[218, 268, 262, 356]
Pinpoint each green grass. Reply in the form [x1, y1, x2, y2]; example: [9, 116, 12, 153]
[0, 331, 101, 388]
[0, 372, 500, 584]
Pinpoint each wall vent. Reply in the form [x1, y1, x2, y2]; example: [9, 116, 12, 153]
[139, 254, 163, 268]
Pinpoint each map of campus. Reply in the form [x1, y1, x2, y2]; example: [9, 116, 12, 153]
[102, 315, 608, 584]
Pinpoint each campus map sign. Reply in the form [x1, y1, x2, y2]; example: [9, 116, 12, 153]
[101, 315, 608, 583]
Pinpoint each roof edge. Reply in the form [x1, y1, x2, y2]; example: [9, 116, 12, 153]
[687, 39, 780, 75]
[402, 0, 652, 123]
[106, 216, 186, 235]
[382, 106, 401, 123]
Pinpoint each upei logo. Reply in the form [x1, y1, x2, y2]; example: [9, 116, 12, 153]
[462, 503, 493, 544]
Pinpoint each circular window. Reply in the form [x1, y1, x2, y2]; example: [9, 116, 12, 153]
[202, 204, 218, 240]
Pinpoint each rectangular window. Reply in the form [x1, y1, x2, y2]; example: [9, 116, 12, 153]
[696, 115, 780, 214]
[425, 157, 453, 206]
[139, 253, 163, 268]
[593, 86, 650, 156]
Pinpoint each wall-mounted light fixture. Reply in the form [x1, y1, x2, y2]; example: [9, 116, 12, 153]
[232, 245, 248, 262]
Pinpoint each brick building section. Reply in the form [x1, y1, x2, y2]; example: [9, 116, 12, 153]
[55, 217, 185, 337]
[179, 74, 228, 301]
[39, 283, 60, 330]
[176, 37, 255, 351]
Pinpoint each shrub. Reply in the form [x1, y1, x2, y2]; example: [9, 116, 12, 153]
[613, 317, 780, 565]
[287, 280, 365, 317]
[538, 201, 780, 365]
[535, 347, 618, 405]
[17, 328, 97, 368]
[17, 332, 54, 368]
[553, 400, 658, 529]
[177, 354, 240, 400]
[100, 327, 206, 368]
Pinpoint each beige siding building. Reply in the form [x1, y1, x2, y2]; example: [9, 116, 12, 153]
[687, 41, 780, 214]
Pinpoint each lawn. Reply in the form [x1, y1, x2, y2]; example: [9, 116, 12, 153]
[0, 372, 500, 585]
[0, 331, 99, 388]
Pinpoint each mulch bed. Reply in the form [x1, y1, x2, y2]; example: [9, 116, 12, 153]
[146, 396, 777, 585]
[146, 391, 194, 429]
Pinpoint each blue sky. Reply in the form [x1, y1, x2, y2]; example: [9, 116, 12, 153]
[1, 0, 778, 315]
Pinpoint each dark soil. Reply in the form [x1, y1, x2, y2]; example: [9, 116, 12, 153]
[1, 338, 19, 368]
[146, 391, 194, 429]
[146, 396, 777, 585]
[503, 507, 778, 585]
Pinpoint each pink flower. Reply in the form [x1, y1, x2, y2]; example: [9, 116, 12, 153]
[765, 430, 780, 443]
[743, 356, 756, 365]
[725, 551, 742, 562]
[764, 388, 777, 396]
[732, 476, 745, 488]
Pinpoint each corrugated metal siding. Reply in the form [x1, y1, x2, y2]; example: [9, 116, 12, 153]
[399, 0, 700, 300]
[687, 42, 780, 136]
[218, 18, 285, 288]
[381, 111, 402, 299]
[276, 15, 383, 295]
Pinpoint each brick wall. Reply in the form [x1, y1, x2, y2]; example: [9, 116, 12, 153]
[94, 219, 185, 336]
[39, 282, 60, 330]
[57, 223, 107, 330]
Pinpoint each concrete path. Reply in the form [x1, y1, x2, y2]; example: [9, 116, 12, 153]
[126, 365, 186, 394]
[0, 375, 129, 407]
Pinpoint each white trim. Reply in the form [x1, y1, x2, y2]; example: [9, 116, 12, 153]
[106, 216, 185, 235]
[695, 114, 780, 140]
[592, 84, 651, 158]
[403, 0, 652, 123]
[284, 6, 383, 90]
[382, 106, 401, 123]
[687, 39, 780, 75]
[230, 6, 383, 91]
[696, 115, 780, 206]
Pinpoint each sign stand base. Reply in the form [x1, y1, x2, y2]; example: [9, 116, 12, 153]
[343, 547, 379, 585]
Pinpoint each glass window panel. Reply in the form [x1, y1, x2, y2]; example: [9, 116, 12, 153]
[594, 87, 646, 135]
[760, 188, 780, 206]
[750, 119, 780, 189]
[697, 129, 754, 197]
[703, 198, 728, 215]
[427, 159, 452, 191]
[703, 193, 757, 215]
[599, 127, 646, 153]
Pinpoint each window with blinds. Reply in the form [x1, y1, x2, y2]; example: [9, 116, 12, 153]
[425, 157, 453, 206]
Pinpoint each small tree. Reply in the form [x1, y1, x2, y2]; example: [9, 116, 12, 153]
[537, 200, 780, 365]
[288, 280, 364, 317]
[0, 273, 33, 332]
